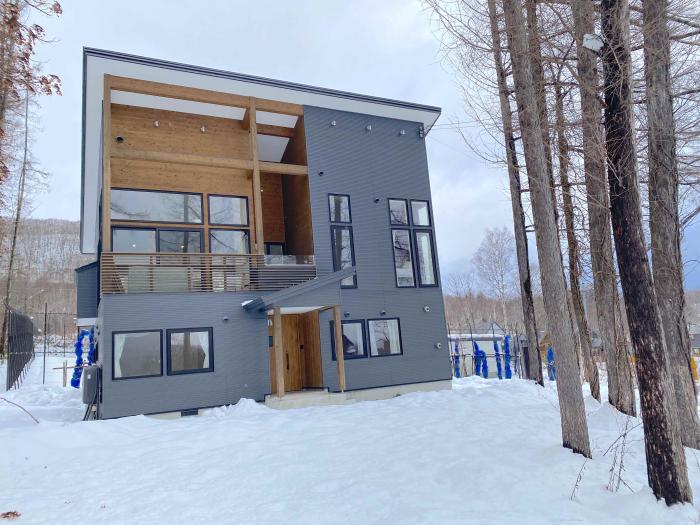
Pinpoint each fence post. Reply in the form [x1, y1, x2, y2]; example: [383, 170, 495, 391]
[42, 302, 47, 385]
[62, 360, 67, 388]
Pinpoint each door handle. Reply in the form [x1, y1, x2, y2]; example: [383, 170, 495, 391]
[286, 353, 290, 370]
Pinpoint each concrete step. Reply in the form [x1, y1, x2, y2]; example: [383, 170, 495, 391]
[264, 390, 352, 409]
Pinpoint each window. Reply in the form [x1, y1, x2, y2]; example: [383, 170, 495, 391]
[328, 194, 351, 223]
[331, 225, 356, 288]
[112, 228, 156, 252]
[265, 243, 285, 256]
[411, 200, 431, 226]
[391, 229, 415, 287]
[389, 199, 409, 226]
[209, 195, 249, 226]
[167, 328, 213, 375]
[330, 320, 367, 360]
[210, 229, 250, 254]
[368, 319, 403, 357]
[158, 230, 203, 253]
[111, 189, 202, 224]
[113, 331, 162, 379]
[415, 230, 437, 286]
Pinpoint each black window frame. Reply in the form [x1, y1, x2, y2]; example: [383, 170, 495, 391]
[110, 187, 204, 225]
[413, 229, 439, 288]
[209, 228, 252, 254]
[330, 225, 357, 289]
[367, 318, 404, 358]
[390, 228, 416, 288]
[410, 199, 432, 227]
[111, 226, 204, 253]
[207, 194, 250, 227]
[166, 327, 214, 376]
[328, 193, 352, 224]
[388, 198, 410, 226]
[330, 319, 368, 361]
[112, 329, 163, 381]
[264, 242, 285, 255]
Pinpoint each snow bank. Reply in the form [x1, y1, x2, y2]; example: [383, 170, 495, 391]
[1, 359, 700, 524]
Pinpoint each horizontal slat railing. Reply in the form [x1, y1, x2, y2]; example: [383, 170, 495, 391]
[100, 253, 316, 295]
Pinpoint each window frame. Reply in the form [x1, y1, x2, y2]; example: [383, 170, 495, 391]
[413, 229, 439, 288]
[111, 329, 163, 381]
[264, 242, 285, 255]
[388, 198, 410, 226]
[330, 319, 368, 361]
[166, 327, 214, 376]
[409, 199, 432, 227]
[330, 224, 357, 288]
[111, 226, 204, 253]
[207, 194, 250, 227]
[111, 187, 204, 225]
[209, 228, 252, 254]
[328, 193, 352, 224]
[367, 318, 404, 358]
[390, 228, 416, 288]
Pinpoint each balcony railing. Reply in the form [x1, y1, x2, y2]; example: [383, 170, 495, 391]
[100, 252, 316, 295]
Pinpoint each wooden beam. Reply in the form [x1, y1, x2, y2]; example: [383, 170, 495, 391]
[259, 161, 308, 176]
[333, 305, 346, 392]
[256, 123, 296, 138]
[111, 149, 254, 171]
[274, 307, 285, 397]
[249, 100, 264, 254]
[102, 75, 113, 251]
[109, 75, 304, 116]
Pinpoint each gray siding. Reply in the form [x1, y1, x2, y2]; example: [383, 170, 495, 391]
[75, 262, 99, 318]
[304, 106, 451, 391]
[98, 292, 269, 419]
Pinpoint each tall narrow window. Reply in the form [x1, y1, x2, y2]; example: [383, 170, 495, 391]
[331, 225, 356, 288]
[391, 229, 415, 287]
[388, 199, 409, 226]
[415, 230, 437, 286]
[410, 200, 431, 226]
[328, 194, 351, 223]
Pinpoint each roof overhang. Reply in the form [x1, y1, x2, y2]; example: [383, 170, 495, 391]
[80, 48, 442, 254]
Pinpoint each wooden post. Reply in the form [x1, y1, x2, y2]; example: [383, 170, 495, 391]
[248, 99, 264, 254]
[333, 305, 346, 392]
[273, 307, 284, 397]
[62, 360, 67, 388]
[102, 75, 113, 251]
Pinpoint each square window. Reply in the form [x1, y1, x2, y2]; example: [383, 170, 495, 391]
[331, 320, 367, 360]
[113, 331, 162, 379]
[210, 229, 250, 254]
[389, 199, 409, 225]
[167, 328, 213, 374]
[411, 200, 431, 226]
[209, 195, 249, 226]
[328, 194, 351, 223]
[368, 319, 403, 357]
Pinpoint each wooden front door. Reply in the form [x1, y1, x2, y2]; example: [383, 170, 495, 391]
[282, 315, 303, 391]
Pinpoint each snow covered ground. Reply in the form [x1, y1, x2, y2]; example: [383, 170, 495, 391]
[2, 358, 700, 524]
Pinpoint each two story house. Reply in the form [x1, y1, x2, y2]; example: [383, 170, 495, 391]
[76, 48, 450, 419]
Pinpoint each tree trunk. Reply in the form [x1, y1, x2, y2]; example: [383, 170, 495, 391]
[571, 0, 637, 416]
[554, 81, 601, 402]
[601, 0, 691, 503]
[503, 0, 591, 458]
[487, 0, 543, 385]
[643, 0, 700, 449]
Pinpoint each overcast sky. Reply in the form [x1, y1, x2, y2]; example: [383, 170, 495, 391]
[28, 0, 700, 287]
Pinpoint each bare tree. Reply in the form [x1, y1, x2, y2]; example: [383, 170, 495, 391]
[503, 0, 591, 457]
[601, 0, 691, 503]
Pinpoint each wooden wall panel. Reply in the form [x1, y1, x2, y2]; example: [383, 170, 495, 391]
[301, 310, 323, 388]
[261, 172, 285, 244]
[111, 104, 251, 159]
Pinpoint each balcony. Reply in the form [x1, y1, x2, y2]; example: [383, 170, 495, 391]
[100, 252, 316, 295]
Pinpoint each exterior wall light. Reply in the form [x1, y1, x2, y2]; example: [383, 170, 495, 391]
[115, 135, 125, 144]
[331, 120, 337, 126]
[435, 342, 442, 350]
[365, 124, 372, 132]
[380, 310, 386, 316]
[423, 305, 430, 313]
[399, 129, 406, 136]
[222, 316, 229, 322]
[344, 311, 350, 318]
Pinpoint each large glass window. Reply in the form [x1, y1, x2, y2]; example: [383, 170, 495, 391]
[113, 331, 162, 379]
[368, 319, 403, 357]
[167, 328, 213, 375]
[328, 194, 351, 223]
[415, 230, 437, 286]
[112, 228, 156, 253]
[410, 200, 431, 226]
[158, 230, 202, 253]
[389, 199, 409, 226]
[208, 195, 248, 226]
[331, 225, 356, 288]
[331, 320, 367, 360]
[210, 229, 250, 254]
[111, 189, 202, 224]
[391, 229, 415, 287]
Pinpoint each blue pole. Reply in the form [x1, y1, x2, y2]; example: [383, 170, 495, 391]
[504, 335, 512, 379]
[494, 339, 503, 380]
[547, 346, 556, 381]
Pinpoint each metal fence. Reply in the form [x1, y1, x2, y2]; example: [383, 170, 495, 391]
[3, 304, 35, 391]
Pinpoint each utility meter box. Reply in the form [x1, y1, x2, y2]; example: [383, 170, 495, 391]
[82, 365, 101, 404]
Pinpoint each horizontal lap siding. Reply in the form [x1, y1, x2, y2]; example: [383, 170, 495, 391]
[75, 263, 99, 318]
[304, 106, 451, 391]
